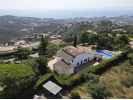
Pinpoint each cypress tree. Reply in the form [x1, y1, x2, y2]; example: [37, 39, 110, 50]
[38, 35, 48, 55]
[73, 35, 77, 47]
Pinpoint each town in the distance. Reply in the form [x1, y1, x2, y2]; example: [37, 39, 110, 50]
[0, 15, 133, 99]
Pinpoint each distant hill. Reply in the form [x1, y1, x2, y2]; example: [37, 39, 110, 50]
[0, 15, 56, 43]
[0, 15, 133, 43]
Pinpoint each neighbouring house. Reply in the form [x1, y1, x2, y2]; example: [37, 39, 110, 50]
[112, 28, 127, 33]
[49, 39, 64, 45]
[23, 36, 36, 42]
[48, 46, 100, 75]
[14, 40, 26, 46]
[49, 34, 63, 45]
[14, 40, 30, 48]
[0, 46, 17, 54]
[41, 33, 49, 38]
[8, 40, 16, 46]
[49, 35, 62, 41]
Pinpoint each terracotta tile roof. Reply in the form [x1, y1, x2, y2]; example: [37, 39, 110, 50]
[63, 46, 92, 57]
[56, 49, 73, 63]
[56, 46, 93, 64]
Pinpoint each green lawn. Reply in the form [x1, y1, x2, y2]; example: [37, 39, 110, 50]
[0, 64, 35, 80]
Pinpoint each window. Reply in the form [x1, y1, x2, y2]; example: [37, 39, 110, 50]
[71, 60, 73, 63]
[81, 61, 83, 64]
[77, 62, 80, 66]
[88, 58, 90, 61]
[84, 59, 87, 63]
[94, 57, 97, 60]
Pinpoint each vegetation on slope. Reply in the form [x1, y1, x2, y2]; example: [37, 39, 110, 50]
[69, 51, 133, 99]
[0, 64, 36, 99]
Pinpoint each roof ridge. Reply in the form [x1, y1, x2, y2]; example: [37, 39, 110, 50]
[62, 48, 75, 58]
[61, 58, 71, 65]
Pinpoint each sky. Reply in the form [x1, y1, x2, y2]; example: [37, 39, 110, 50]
[0, 0, 133, 18]
[0, 0, 132, 10]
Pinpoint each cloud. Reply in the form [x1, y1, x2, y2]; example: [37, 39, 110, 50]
[0, 0, 132, 10]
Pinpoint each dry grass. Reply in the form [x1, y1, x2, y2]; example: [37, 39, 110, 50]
[64, 57, 133, 99]
[69, 83, 92, 99]
[100, 61, 133, 98]
[69, 60, 133, 99]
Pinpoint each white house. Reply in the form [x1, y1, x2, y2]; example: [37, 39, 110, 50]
[48, 46, 99, 75]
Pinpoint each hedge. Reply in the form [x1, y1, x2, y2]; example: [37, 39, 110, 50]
[35, 73, 52, 88]
[88, 51, 128, 74]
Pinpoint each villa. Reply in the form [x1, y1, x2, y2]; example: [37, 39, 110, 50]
[48, 46, 100, 75]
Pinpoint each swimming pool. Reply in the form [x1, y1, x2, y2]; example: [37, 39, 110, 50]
[96, 50, 113, 59]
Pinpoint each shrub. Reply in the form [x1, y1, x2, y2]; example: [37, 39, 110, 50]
[121, 74, 133, 88]
[53, 73, 74, 86]
[0, 64, 36, 98]
[46, 44, 59, 58]
[80, 73, 99, 83]
[128, 53, 133, 65]
[89, 83, 111, 99]
[16, 48, 32, 60]
[88, 52, 127, 74]
[35, 73, 52, 89]
[70, 91, 80, 99]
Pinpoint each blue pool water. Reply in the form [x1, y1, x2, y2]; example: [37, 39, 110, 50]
[96, 50, 113, 59]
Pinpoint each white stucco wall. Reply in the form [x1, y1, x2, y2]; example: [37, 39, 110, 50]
[54, 64, 74, 75]
[48, 57, 61, 71]
[71, 53, 95, 67]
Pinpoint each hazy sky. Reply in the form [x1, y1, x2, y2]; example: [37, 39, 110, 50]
[0, 0, 133, 10]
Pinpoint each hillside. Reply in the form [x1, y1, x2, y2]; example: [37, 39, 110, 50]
[0, 15, 133, 43]
[100, 60, 133, 98]
[69, 52, 133, 99]
[0, 64, 36, 98]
